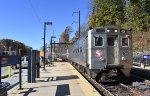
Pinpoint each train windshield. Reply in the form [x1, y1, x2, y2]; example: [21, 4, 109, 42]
[95, 37, 103, 46]
[122, 37, 129, 47]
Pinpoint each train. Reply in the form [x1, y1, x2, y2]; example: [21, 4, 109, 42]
[61, 27, 133, 82]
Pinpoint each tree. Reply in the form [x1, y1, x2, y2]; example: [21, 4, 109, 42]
[60, 26, 73, 43]
[60, 32, 69, 43]
[0, 39, 32, 56]
[123, 0, 150, 51]
[123, 0, 150, 32]
[88, 0, 150, 51]
[88, 0, 125, 28]
[64, 26, 73, 35]
[58, 26, 73, 54]
[1, 39, 13, 51]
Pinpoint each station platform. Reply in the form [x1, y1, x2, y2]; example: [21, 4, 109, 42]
[8, 62, 100, 96]
[132, 65, 150, 70]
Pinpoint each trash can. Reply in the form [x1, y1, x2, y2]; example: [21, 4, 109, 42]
[0, 82, 10, 96]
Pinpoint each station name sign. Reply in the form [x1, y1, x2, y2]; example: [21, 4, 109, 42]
[0, 56, 20, 67]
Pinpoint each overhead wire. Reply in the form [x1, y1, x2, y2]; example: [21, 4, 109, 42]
[27, 0, 45, 48]
[27, 0, 42, 26]
[27, 0, 54, 47]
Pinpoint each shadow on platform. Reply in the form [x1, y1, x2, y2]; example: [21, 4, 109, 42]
[37, 75, 79, 82]
[55, 84, 70, 96]
[56, 75, 79, 81]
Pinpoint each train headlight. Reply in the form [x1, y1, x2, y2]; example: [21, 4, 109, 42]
[115, 30, 118, 32]
[107, 29, 110, 32]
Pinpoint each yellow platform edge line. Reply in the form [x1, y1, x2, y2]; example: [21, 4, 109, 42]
[67, 62, 101, 96]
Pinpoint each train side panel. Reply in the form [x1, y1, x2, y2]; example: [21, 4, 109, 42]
[90, 30, 107, 70]
[68, 35, 87, 67]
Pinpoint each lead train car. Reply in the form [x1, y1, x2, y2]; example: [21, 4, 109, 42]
[67, 27, 132, 81]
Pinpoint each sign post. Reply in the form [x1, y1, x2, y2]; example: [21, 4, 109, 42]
[18, 49, 23, 90]
[28, 51, 31, 83]
[0, 58, 1, 84]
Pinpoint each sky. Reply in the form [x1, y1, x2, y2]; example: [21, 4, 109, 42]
[0, 0, 89, 49]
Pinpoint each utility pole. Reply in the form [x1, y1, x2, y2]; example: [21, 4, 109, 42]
[43, 22, 52, 70]
[44, 23, 46, 70]
[50, 37, 52, 64]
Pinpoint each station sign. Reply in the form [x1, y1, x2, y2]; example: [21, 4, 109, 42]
[143, 55, 150, 59]
[0, 56, 20, 67]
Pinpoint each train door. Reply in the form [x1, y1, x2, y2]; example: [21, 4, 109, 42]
[107, 35, 119, 64]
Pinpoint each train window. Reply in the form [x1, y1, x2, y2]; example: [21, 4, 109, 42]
[94, 37, 103, 46]
[122, 37, 129, 47]
[107, 37, 114, 46]
[96, 28, 105, 33]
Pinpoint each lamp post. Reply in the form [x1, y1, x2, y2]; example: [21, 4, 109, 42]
[43, 22, 52, 70]
[72, 10, 80, 38]
[50, 36, 56, 64]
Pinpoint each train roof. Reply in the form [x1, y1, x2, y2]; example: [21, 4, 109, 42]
[90, 27, 131, 34]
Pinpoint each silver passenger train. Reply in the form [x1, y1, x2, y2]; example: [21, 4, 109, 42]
[63, 27, 132, 81]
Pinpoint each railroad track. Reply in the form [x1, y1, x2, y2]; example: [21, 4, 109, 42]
[131, 67, 150, 81]
[71, 63, 147, 96]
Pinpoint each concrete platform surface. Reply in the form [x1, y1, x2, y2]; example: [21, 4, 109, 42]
[8, 62, 100, 96]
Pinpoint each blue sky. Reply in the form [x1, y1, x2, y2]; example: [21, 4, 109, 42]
[0, 0, 89, 49]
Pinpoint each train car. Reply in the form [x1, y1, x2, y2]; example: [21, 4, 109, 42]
[59, 48, 69, 61]
[65, 27, 132, 81]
